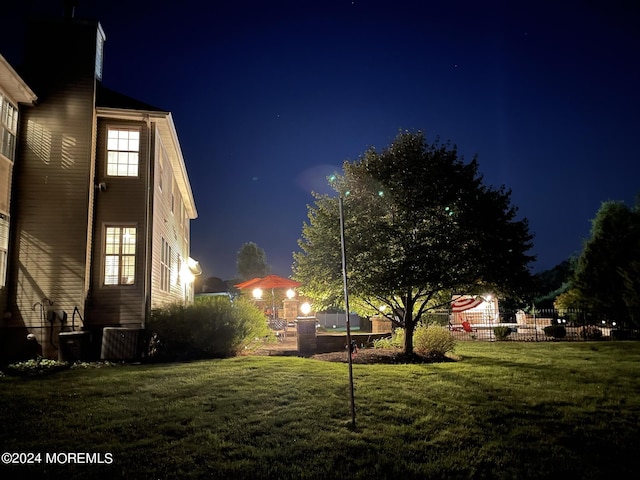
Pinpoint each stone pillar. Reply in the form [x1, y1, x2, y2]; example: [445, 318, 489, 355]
[296, 317, 317, 355]
[283, 298, 299, 324]
[371, 316, 393, 333]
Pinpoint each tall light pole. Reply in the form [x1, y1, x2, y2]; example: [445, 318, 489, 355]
[339, 195, 356, 429]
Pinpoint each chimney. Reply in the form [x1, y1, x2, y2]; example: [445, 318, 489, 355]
[63, 0, 79, 19]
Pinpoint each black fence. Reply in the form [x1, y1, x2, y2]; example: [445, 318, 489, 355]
[424, 309, 640, 342]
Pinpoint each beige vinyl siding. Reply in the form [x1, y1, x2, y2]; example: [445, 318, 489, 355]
[150, 125, 191, 307]
[87, 118, 149, 327]
[9, 82, 95, 332]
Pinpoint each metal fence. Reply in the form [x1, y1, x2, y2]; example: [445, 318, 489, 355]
[406, 309, 640, 342]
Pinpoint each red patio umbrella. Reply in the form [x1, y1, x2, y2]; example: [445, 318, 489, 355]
[242, 274, 301, 290]
[235, 275, 302, 327]
[234, 277, 263, 289]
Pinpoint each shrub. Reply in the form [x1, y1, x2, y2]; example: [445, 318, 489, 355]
[413, 324, 456, 359]
[493, 326, 512, 341]
[543, 325, 567, 339]
[373, 328, 404, 349]
[147, 296, 271, 361]
[2, 358, 69, 376]
[611, 329, 635, 340]
[580, 325, 603, 340]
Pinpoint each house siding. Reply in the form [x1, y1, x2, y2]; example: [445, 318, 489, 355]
[6, 22, 97, 358]
[0, 16, 197, 362]
[150, 126, 191, 308]
[87, 118, 149, 327]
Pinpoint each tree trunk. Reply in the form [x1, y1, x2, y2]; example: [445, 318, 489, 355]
[403, 290, 415, 355]
[404, 318, 415, 355]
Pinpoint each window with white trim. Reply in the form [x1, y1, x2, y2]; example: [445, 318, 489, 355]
[0, 94, 18, 161]
[158, 150, 165, 191]
[171, 180, 175, 214]
[104, 226, 136, 285]
[160, 237, 171, 292]
[107, 128, 140, 177]
[0, 216, 8, 287]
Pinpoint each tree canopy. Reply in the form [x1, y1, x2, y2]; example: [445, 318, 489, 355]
[572, 198, 640, 324]
[293, 131, 534, 354]
[236, 242, 270, 281]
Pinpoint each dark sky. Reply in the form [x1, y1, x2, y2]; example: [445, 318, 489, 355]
[3, 0, 639, 280]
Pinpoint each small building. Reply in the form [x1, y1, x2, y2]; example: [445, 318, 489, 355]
[0, 13, 199, 361]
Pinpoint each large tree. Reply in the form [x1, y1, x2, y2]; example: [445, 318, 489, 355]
[293, 131, 534, 354]
[236, 242, 270, 280]
[573, 199, 640, 325]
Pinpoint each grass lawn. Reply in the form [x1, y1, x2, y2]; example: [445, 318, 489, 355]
[1, 342, 639, 479]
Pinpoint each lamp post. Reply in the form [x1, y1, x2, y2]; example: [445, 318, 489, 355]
[339, 195, 356, 429]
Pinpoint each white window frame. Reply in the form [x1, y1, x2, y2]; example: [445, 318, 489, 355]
[0, 94, 18, 161]
[104, 226, 137, 286]
[106, 128, 140, 177]
[160, 237, 171, 292]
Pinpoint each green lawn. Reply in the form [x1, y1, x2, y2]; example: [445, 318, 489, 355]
[1, 342, 639, 479]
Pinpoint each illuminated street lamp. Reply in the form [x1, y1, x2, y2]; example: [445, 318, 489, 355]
[286, 288, 296, 299]
[252, 288, 263, 300]
[300, 302, 311, 316]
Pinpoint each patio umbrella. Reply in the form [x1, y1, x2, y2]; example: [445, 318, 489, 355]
[234, 277, 263, 290]
[244, 275, 301, 290]
[235, 275, 302, 327]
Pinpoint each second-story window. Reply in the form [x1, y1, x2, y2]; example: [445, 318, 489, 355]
[107, 128, 140, 177]
[160, 237, 171, 292]
[0, 95, 18, 161]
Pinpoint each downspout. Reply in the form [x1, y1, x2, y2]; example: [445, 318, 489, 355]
[143, 114, 153, 328]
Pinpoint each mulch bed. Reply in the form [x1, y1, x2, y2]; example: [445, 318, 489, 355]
[309, 348, 448, 364]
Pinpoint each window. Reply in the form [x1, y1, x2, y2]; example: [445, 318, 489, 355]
[171, 181, 175, 214]
[0, 216, 8, 287]
[107, 128, 140, 177]
[160, 237, 171, 292]
[0, 95, 18, 161]
[104, 226, 136, 285]
[158, 151, 164, 191]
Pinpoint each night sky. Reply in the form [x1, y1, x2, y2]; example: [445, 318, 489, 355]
[2, 0, 639, 281]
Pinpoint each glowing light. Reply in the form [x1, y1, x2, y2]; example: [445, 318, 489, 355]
[300, 302, 311, 315]
[252, 288, 263, 299]
[180, 264, 195, 284]
[286, 289, 296, 299]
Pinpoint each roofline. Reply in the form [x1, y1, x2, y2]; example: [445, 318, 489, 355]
[96, 106, 197, 219]
[0, 53, 38, 105]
